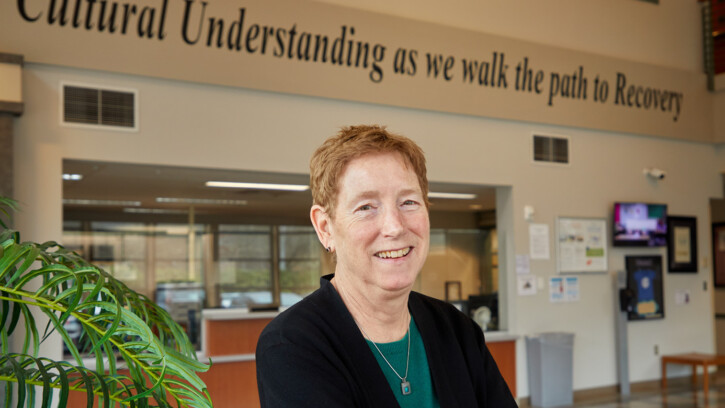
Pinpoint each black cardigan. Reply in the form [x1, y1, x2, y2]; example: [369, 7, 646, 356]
[256, 275, 518, 407]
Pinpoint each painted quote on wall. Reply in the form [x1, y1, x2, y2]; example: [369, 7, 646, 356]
[3, 0, 711, 140]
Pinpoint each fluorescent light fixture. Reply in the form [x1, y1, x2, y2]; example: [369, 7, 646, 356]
[155, 197, 248, 205]
[103, 225, 154, 233]
[205, 181, 309, 191]
[427, 192, 477, 200]
[62, 173, 83, 181]
[90, 224, 197, 234]
[63, 199, 141, 206]
[163, 226, 195, 235]
[124, 208, 188, 214]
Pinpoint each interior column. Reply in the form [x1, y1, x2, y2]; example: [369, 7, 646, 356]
[0, 52, 24, 226]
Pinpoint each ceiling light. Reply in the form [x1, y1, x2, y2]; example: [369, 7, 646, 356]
[427, 192, 477, 200]
[62, 173, 83, 181]
[155, 197, 248, 205]
[124, 208, 189, 214]
[205, 181, 309, 191]
[63, 199, 141, 206]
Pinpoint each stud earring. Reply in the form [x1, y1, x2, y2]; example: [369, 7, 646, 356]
[326, 246, 331, 252]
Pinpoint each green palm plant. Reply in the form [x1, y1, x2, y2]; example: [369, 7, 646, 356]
[0, 197, 212, 407]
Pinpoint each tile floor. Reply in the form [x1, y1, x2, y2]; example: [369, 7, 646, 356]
[567, 379, 725, 408]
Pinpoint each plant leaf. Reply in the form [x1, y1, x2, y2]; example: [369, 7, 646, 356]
[0, 218, 212, 408]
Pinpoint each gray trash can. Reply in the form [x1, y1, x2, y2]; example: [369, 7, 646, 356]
[526, 332, 574, 407]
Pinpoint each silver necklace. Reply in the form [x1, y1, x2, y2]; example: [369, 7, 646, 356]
[358, 320, 412, 396]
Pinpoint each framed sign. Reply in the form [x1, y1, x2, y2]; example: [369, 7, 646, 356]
[626, 255, 664, 321]
[713, 223, 725, 287]
[666, 216, 697, 273]
[556, 217, 608, 273]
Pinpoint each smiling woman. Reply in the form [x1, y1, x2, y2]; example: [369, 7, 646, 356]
[318, 151, 430, 298]
[255, 125, 516, 407]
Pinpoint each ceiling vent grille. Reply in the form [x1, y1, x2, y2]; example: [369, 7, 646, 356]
[63, 84, 137, 129]
[533, 134, 569, 164]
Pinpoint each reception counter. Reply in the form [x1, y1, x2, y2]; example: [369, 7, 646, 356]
[482, 331, 519, 397]
[198, 309, 277, 408]
[199, 308, 518, 407]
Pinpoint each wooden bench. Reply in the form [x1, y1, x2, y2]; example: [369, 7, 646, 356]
[661, 353, 725, 395]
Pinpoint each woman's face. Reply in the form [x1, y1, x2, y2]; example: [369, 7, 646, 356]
[328, 152, 430, 293]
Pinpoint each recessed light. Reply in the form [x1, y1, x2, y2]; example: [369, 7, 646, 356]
[155, 197, 248, 205]
[62, 173, 83, 181]
[428, 192, 477, 200]
[205, 181, 309, 191]
[124, 208, 189, 214]
[63, 199, 141, 206]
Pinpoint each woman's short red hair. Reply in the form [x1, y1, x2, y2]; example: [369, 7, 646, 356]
[310, 125, 429, 217]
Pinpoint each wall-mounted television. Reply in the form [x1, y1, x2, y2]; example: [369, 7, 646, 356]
[613, 202, 667, 247]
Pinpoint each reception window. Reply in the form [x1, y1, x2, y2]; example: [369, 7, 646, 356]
[63, 222, 205, 298]
[217, 225, 274, 307]
[61, 159, 504, 354]
[279, 225, 323, 305]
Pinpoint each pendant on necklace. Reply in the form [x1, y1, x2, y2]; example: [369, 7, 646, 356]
[401, 380, 412, 396]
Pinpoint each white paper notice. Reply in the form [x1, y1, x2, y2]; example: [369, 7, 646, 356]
[518, 275, 537, 296]
[529, 224, 550, 260]
[549, 276, 579, 302]
[516, 255, 530, 275]
[549, 277, 566, 302]
[675, 289, 691, 305]
[565, 276, 580, 301]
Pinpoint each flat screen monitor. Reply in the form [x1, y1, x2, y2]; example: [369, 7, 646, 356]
[613, 202, 667, 247]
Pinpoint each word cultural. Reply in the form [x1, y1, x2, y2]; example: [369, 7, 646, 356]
[16, 0, 170, 38]
[15, 0, 387, 83]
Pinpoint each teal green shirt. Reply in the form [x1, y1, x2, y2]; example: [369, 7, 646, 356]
[365, 318, 440, 408]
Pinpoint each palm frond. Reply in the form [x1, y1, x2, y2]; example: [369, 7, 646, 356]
[0, 198, 18, 230]
[0, 198, 212, 407]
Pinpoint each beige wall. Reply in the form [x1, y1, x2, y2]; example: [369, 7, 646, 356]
[15, 62, 723, 396]
[316, 0, 703, 73]
[10, 0, 725, 399]
[714, 93, 725, 143]
[0, 0, 713, 142]
[0, 62, 22, 103]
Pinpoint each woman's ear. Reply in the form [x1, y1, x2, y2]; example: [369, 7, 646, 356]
[310, 205, 333, 251]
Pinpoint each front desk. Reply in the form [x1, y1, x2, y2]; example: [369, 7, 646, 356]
[483, 331, 519, 397]
[200, 309, 518, 407]
[198, 309, 278, 408]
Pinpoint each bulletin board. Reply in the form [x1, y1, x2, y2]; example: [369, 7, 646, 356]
[556, 217, 608, 274]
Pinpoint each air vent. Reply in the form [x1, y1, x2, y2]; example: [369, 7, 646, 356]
[62, 84, 137, 129]
[533, 134, 569, 164]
